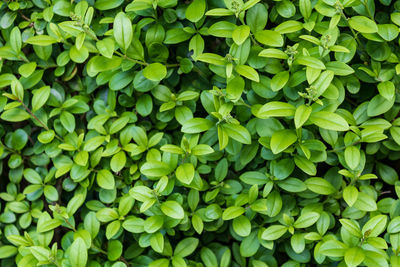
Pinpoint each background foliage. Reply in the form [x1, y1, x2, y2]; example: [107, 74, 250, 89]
[0, 0, 400, 266]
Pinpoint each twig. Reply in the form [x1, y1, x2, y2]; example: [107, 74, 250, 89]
[16, 99, 63, 141]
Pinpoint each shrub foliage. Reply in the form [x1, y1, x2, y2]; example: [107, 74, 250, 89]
[1, 0, 400, 266]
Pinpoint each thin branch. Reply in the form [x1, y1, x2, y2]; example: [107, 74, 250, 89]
[16, 99, 63, 141]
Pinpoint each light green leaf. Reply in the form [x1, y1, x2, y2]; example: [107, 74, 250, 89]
[113, 12, 133, 51]
[254, 30, 284, 47]
[309, 111, 349, 131]
[270, 129, 297, 154]
[70, 238, 88, 267]
[348, 16, 378, 33]
[25, 35, 58, 46]
[161, 201, 185, 219]
[186, 0, 206, 22]
[143, 63, 167, 81]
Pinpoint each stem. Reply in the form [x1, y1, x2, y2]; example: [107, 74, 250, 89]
[82, 25, 178, 68]
[17, 99, 63, 142]
[114, 51, 148, 66]
[339, 10, 368, 59]
[18, 11, 31, 22]
[328, 141, 360, 153]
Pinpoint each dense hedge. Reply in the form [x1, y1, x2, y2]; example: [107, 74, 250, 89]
[1, 0, 400, 266]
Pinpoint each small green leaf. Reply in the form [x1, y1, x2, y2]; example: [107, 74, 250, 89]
[261, 225, 287, 240]
[161, 201, 185, 219]
[294, 104, 312, 129]
[309, 111, 349, 131]
[176, 163, 195, 184]
[254, 30, 284, 47]
[222, 206, 245, 220]
[185, 0, 206, 22]
[1, 108, 30, 122]
[270, 129, 297, 154]
[113, 12, 133, 51]
[344, 247, 365, 267]
[97, 169, 115, 190]
[235, 65, 260, 82]
[232, 25, 250, 45]
[348, 16, 378, 33]
[70, 238, 88, 267]
[174, 237, 199, 257]
[182, 118, 213, 133]
[25, 35, 58, 46]
[305, 177, 336, 195]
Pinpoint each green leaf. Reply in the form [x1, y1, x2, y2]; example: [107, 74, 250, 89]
[186, 0, 206, 22]
[254, 30, 284, 47]
[94, 0, 124, 10]
[182, 118, 214, 133]
[110, 151, 126, 172]
[161, 201, 185, 219]
[325, 61, 354, 76]
[270, 129, 297, 154]
[1, 108, 30, 122]
[344, 146, 360, 170]
[86, 56, 122, 76]
[348, 16, 378, 33]
[150, 232, 164, 253]
[271, 71, 289, 91]
[97, 169, 115, 190]
[96, 38, 115, 58]
[343, 186, 358, 207]
[176, 163, 195, 184]
[196, 53, 226, 65]
[258, 48, 288, 59]
[174, 237, 199, 257]
[367, 94, 394, 117]
[164, 28, 193, 44]
[208, 21, 236, 38]
[388, 217, 400, 233]
[141, 161, 171, 177]
[222, 123, 251, 144]
[25, 35, 58, 46]
[344, 247, 365, 267]
[232, 215, 251, 237]
[246, 3, 268, 33]
[113, 12, 133, 51]
[226, 76, 244, 100]
[294, 104, 312, 129]
[295, 56, 326, 70]
[261, 225, 287, 240]
[10, 27, 21, 52]
[362, 215, 387, 237]
[235, 65, 259, 82]
[239, 171, 268, 185]
[60, 111, 75, 133]
[222, 206, 245, 220]
[143, 63, 167, 81]
[378, 81, 395, 101]
[232, 25, 250, 45]
[18, 62, 36, 78]
[0, 245, 18, 259]
[293, 212, 320, 228]
[305, 177, 336, 195]
[340, 219, 362, 237]
[256, 101, 296, 118]
[201, 247, 218, 267]
[319, 240, 347, 257]
[70, 238, 88, 267]
[30, 246, 50, 261]
[309, 111, 349, 131]
[353, 192, 377, 212]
